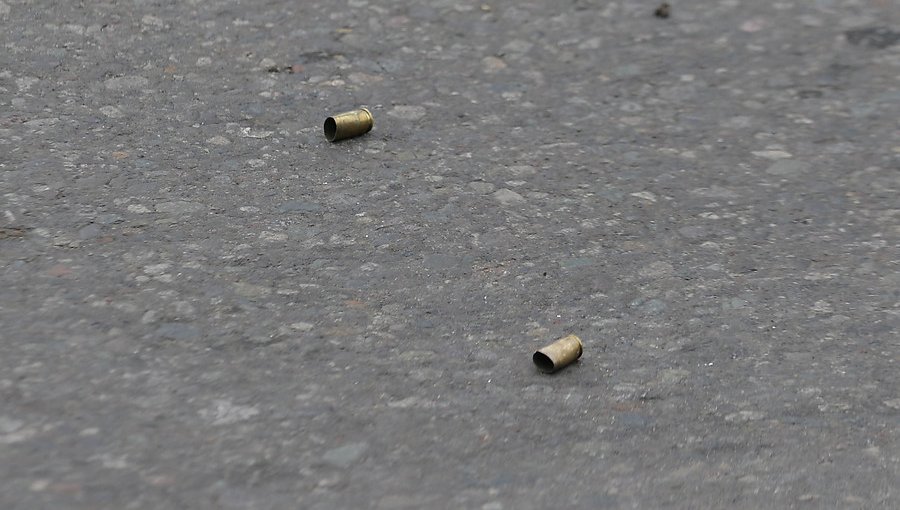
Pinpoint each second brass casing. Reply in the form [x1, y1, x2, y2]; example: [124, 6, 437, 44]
[533, 334, 583, 373]
[324, 108, 373, 142]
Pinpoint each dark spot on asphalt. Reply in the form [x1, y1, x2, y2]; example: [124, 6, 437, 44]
[845, 26, 900, 49]
[797, 89, 823, 99]
[654, 3, 671, 19]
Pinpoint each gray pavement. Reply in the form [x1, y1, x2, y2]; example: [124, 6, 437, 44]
[1, 0, 899, 508]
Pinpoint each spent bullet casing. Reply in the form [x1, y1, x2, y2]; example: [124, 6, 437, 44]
[324, 108, 374, 142]
[533, 335, 583, 373]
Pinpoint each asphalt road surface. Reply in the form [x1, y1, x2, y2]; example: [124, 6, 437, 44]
[1, 0, 899, 508]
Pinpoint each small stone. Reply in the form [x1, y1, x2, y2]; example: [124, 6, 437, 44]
[725, 410, 765, 422]
[322, 442, 368, 468]
[239, 127, 273, 138]
[141, 15, 164, 28]
[751, 150, 792, 160]
[863, 446, 881, 458]
[630, 191, 657, 203]
[78, 224, 101, 240]
[468, 181, 495, 194]
[560, 257, 594, 269]
[143, 263, 170, 275]
[24, 118, 59, 129]
[348, 72, 383, 84]
[481, 56, 507, 73]
[507, 165, 536, 176]
[618, 413, 650, 428]
[290, 322, 314, 332]
[723, 298, 749, 310]
[141, 310, 159, 324]
[639, 299, 667, 314]
[811, 300, 833, 314]
[640, 261, 674, 278]
[96, 214, 123, 225]
[387, 105, 426, 120]
[278, 201, 323, 213]
[47, 265, 72, 277]
[0, 416, 23, 434]
[99, 106, 123, 118]
[200, 399, 260, 425]
[388, 396, 438, 408]
[174, 301, 196, 317]
[155, 201, 206, 214]
[492, 188, 525, 205]
[501, 40, 531, 53]
[233, 282, 272, 298]
[259, 231, 287, 242]
[740, 18, 765, 33]
[207, 135, 230, 145]
[884, 399, 900, 410]
[690, 185, 739, 199]
[16, 76, 39, 91]
[408, 368, 442, 382]
[678, 226, 708, 239]
[398, 350, 436, 362]
[156, 323, 200, 341]
[766, 159, 811, 177]
[105, 75, 149, 91]
[29, 480, 49, 492]
[578, 37, 603, 50]
[656, 368, 690, 387]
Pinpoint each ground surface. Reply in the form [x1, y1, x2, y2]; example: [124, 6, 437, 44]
[1, 0, 899, 508]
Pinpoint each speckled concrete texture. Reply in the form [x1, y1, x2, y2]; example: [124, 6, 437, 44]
[1, 0, 899, 508]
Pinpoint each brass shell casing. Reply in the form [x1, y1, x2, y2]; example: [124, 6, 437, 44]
[324, 108, 374, 142]
[533, 335, 583, 373]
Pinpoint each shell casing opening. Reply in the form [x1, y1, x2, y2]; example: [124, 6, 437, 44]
[533, 334, 583, 373]
[324, 108, 374, 142]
